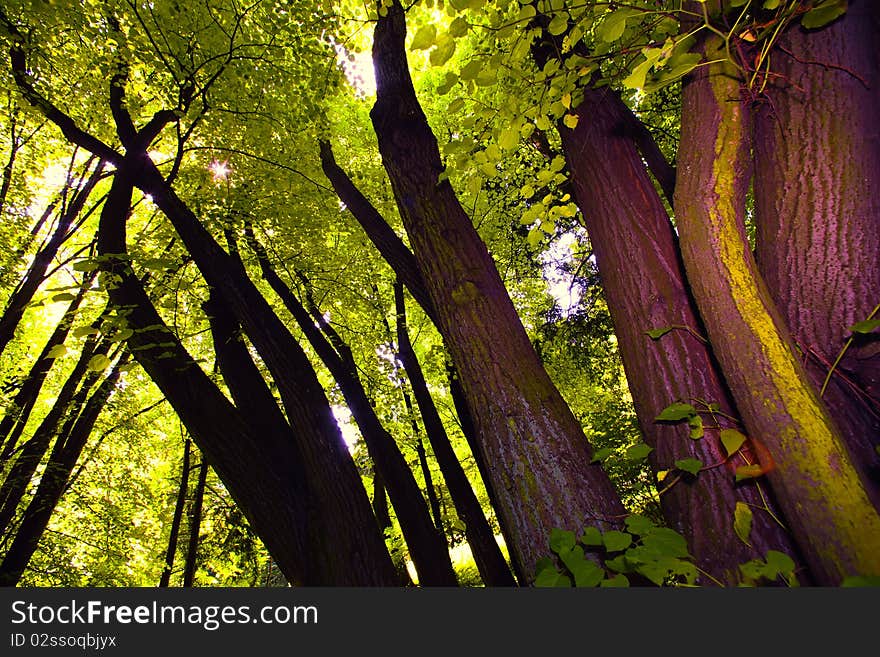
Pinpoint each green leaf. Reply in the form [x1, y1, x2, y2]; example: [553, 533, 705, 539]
[600, 574, 629, 587]
[801, 0, 847, 29]
[448, 17, 469, 38]
[590, 447, 614, 463]
[764, 550, 796, 579]
[688, 414, 704, 439]
[623, 57, 654, 90]
[645, 326, 673, 340]
[655, 402, 696, 422]
[547, 13, 569, 37]
[763, 0, 781, 8]
[562, 114, 579, 129]
[429, 36, 456, 67]
[841, 575, 880, 587]
[641, 527, 690, 559]
[580, 526, 603, 547]
[73, 326, 100, 338]
[734, 501, 753, 547]
[564, 550, 605, 587]
[87, 354, 112, 372]
[47, 344, 68, 359]
[625, 443, 654, 460]
[549, 528, 576, 555]
[735, 464, 764, 482]
[534, 566, 569, 587]
[720, 428, 748, 457]
[73, 259, 100, 272]
[498, 127, 519, 151]
[849, 319, 880, 334]
[729, 0, 749, 6]
[602, 530, 632, 552]
[604, 554, 632, 573]
[52, 292, 77, 302]
[624, 514, 657, 536]
[674, 458, 702, 476]
[597, 8, 638, 43]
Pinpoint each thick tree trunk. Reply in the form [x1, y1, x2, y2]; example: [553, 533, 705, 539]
[555, 84, 800, 583]
[183, 457, 207, 587]
[396, 283, 516, 586]
[159, 438, 191, 587]
[674, 31, 880, 584]
[753, 5, 880, 499]
[99, 160, 397, 585]
[0, 352, 128, 586]
[370, 1, 626, 581]
[243, 237, 457, 585]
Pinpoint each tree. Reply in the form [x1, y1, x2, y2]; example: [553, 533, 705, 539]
[0, 0, 878, 587]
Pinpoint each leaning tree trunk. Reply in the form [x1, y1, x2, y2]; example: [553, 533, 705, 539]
[242, 235, 456, 585]
[159, 438, 191, 587]
[753, 5, 880, 502]
[673, 26, 880, 584]
[395, 282, 516, 586]
[0, 157, 103, 359]
[553, 82, 800, 583]
[183, 457, 207, 587]
[0, 352, 128, 586]
[98, 158, 397, 585]
[0, 270, 95, 459]
[370, 0, 626, 581]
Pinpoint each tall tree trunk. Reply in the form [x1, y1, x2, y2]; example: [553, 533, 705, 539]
[0, 157, 103, 359]
[552, 82, 800, 582]
[753, 4, 880, 499]
[0, 351, 128, 586]
[159, 437, 191, 587]
[674, 25, 880, 584]
[372, 472, 392, 531]
[243, 234, 457, 585]
[396, 282, 516, 586]
[98, 159, 397, 585]
[369, 1, 626, 580]
[414, 437, 443, 533]
[183, 457, 207, 587]
[0, 327, 108, 537]
[0, 270, 95, 459]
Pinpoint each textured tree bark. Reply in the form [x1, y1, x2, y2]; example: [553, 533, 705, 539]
[98, 161, 398, 585]
[243, 237, 457, 585]
[370, 1, 626, 580]
[753, 5, 880, 502]
[396, 282, 517, 586]
[674, 32, 880, 584]
[159, 438, 191, 587]
[0, 352, 128, 586]
[557, 85, 800, 583]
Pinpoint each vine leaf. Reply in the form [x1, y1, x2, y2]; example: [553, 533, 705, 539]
[734, 501, 753, 547]
[801, 0, 848, 30]
[735, 464, 764, 482]
[720, 428, 748, 457]
[656, 402, 696, 422]
[674, 458, 703, 476]
[849, 319, 880, 334]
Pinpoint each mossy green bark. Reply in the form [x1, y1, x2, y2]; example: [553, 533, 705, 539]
[674, 36, 880, 584]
